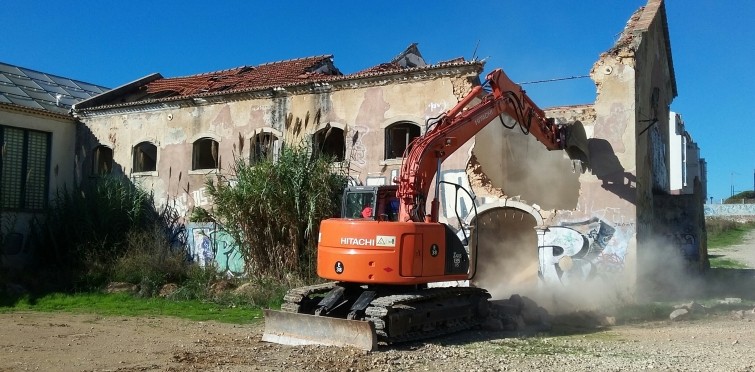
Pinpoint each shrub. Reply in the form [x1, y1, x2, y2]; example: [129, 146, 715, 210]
[168, 264, 218, 301]
[111, 227, 189, 296]
[34, 175, 186, 291]
[206, 144, 347, 281]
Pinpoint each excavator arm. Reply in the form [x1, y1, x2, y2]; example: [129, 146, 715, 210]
[397, 68, 568, 222]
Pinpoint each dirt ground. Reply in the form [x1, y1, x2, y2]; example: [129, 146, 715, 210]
[1, 234, 754, 372]
[2, 308, 755, 372]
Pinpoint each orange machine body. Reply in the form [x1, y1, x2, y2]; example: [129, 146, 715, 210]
[317, 218, 469, 285]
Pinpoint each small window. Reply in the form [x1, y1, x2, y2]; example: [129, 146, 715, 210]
[313, 126, 345, 162]
[93, 145, 113, 175]
[192, 138, 219, 170]
[385, 122, 420, 159]
[133, 142, 157, 173]
[250, 132, 280, 164]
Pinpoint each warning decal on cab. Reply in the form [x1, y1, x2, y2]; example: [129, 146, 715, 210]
[375, 235, 396, 247]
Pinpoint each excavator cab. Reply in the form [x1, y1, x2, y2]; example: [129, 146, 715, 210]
[342, 185, 400, 221]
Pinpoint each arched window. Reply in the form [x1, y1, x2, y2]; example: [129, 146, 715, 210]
[385, 122, 420, 159]
[133, 142, 157, 173]
[92, 145, 113, 175]
[192, 138, 219, 170]
[250, 132, 280, 164]
[313, 126, 345, 162]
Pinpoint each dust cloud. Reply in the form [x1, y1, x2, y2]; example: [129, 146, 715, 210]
[470, 208, 540, 299]
[635, 236, 706, 302]
[471, 217, 707, 315]
[472, 117, 581, 210]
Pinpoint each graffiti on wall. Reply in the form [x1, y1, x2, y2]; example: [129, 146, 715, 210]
[158, 186, 213, 218]
[186, 223, 245, 276]
[665, 231, 698, 261]
[538, 217, 628, 286]
[349, 124, 369, 168]
[704, 204, 755, 217]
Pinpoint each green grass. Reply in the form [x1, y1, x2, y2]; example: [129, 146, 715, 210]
[708, 257, 749, 269]
[705, 219, 755, 269]
[706, 219, 755, 249]
[0, 292, 263, 324]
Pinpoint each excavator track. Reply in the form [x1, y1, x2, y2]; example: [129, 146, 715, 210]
[364, 286, 490, 344]
[275, 283, 490, 346]
[279, 282, 337, 313]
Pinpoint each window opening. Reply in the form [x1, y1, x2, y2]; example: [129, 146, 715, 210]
[93, 145, 113, 175]
[192, 138, 219, 170]
[251, 132, 280, 163]
[385, 122, 420, 159]
[133, 142, 157, 173]
[313, 127, 345, 162]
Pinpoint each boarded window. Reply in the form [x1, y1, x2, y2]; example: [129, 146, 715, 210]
[193, 138, 219, 170]
[250, 132, 280, 164]
[133, 142, 157, 173]
[385, 122, 420, 159]
[93, 145, 113, 175]
[313, 127, 345, 162]
[0, 125, 51, 210]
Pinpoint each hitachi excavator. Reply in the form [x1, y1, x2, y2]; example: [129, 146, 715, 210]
[262, 67, 582, 350]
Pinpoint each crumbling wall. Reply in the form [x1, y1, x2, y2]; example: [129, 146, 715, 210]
[464, 0, 680, 302]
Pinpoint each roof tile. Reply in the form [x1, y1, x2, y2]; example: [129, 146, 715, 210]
[145, 55, 341, 97]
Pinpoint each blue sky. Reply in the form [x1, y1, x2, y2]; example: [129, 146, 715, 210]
[4, 0, 753, 201]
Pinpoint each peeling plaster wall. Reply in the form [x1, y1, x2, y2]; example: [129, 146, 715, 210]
[77, 72, 479, 218]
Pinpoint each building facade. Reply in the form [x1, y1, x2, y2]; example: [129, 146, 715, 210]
[73, 45, 483, 219]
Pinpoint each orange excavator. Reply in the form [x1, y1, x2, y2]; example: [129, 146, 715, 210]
[263, 67, 577, 350]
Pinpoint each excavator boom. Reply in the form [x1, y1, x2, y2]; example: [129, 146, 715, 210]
[398, 68, 567, 222]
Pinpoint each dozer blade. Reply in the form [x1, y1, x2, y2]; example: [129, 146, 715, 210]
[262, 310, 377, 351]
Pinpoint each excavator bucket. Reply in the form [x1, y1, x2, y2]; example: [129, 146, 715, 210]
[262, 310, 378, 351]
[564, 120, 590, 168]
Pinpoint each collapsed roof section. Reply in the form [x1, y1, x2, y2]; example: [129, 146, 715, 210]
[74, 44, 483, 112]
[145, 55, 342, 98]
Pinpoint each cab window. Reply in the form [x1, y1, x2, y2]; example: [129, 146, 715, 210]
[343, 191, 375, 219]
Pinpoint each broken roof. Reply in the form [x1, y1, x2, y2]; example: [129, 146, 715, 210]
[145, 55, 342, 98]
[75, 44, 483, 112]
[0, 62, 109, 115]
